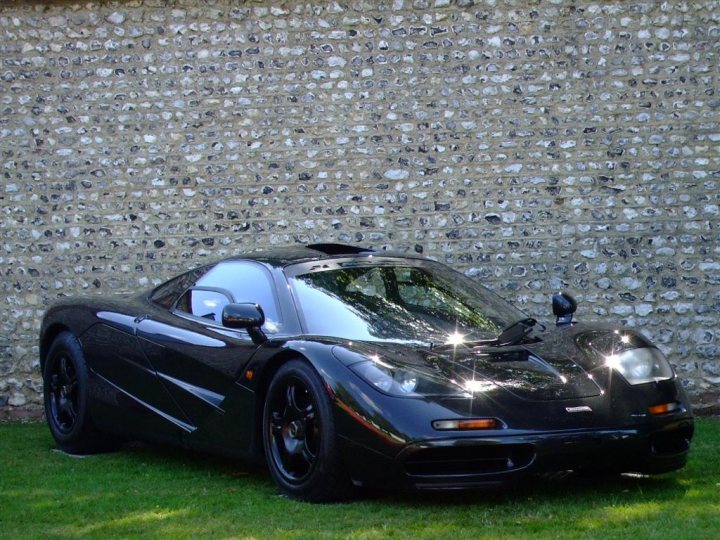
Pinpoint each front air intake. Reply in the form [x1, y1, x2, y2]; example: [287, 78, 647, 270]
[404, 444, 535, 477]
[650, 425, 693, 455]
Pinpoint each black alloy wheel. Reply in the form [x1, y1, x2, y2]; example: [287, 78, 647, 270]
[47, 352, 79, 435]
[267, 374, 319, 482]
[263, 360, 351, 502]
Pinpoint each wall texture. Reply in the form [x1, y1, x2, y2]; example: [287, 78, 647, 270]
[1, 0, 719, 418]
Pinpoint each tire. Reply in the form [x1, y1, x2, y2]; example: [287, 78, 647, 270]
[262, 359, 352, 502]
[43, 331, 114, 454]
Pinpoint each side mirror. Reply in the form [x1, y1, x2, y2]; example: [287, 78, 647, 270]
[552, 292, 577, 327]
[222, 303, 267, 343]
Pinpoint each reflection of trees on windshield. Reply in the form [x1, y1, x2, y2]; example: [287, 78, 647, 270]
[295, 269, 440, 341]
[396, 268, 499, 334]
[292, 265, 509, 343]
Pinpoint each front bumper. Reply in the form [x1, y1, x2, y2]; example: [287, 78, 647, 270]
[341, 417, 694, 491]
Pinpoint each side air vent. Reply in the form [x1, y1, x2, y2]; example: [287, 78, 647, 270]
[306, 243, 375, 255]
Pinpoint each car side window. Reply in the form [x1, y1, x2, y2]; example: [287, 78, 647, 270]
[150, 265, 212, 308]
[175, 289, 232, 322]
[196, 261, 280, 327]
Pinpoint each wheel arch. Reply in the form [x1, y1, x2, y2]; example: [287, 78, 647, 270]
[39, 323, 72, 373]
[40, 303, 103, 373]
[249, 342, 342, 459]
[251, 349, 313, 458]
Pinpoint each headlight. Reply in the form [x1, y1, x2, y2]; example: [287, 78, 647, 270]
[350, 361, 420, 395]
[333, 347, 464, 397]
[605, 347, 674, 385]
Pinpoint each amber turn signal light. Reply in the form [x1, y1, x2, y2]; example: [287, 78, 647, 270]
[432, 418, 502, 431]
[648, 402, 679, 415]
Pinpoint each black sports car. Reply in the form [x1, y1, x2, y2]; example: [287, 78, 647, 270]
[40, 243, 694, 501]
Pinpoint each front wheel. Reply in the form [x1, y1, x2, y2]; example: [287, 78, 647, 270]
[262, 360, 352, 502]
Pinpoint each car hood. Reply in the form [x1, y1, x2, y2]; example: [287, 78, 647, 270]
[339, 324, 613, 401]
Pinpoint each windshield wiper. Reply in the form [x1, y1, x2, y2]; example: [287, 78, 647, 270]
[427, 318, 542, 350]
[495, 317, 538, 346]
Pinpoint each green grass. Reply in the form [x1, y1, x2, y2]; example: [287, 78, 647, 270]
[1, 420, 719, 539]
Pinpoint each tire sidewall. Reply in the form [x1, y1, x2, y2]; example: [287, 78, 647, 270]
[262, 360, 344, 500]
[43, 332, 92, 447]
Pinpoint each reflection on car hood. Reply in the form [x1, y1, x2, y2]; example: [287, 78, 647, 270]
[344, 324, 607, 401]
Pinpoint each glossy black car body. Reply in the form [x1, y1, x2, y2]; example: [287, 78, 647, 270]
[40, 243, 694, 501]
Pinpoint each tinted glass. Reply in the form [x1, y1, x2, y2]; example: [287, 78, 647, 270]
[288, 259, 528, 344]
[175, 289, 231, 322]
[150, 266, 211, 308]
[197, 261, 280, 325]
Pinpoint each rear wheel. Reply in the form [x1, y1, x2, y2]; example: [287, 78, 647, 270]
[263, 360, 352, 502]
[43, 331, 114, 454]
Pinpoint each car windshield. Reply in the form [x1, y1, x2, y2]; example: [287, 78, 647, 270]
[287, 258, 531, 345]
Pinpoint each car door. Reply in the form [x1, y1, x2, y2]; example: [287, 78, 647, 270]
[136, 261, 283, 432]
[81, 311, 194, 438]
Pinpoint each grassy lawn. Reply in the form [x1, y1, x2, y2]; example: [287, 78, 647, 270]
[1, 419, 718, 539]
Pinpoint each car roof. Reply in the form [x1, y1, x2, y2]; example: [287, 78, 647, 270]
[227, 243, 424, 267]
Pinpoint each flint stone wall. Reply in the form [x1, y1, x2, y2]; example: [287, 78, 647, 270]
[1, 0, 719, 419]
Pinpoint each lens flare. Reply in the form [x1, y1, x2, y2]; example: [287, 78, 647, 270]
[445, 331, 466, 346]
